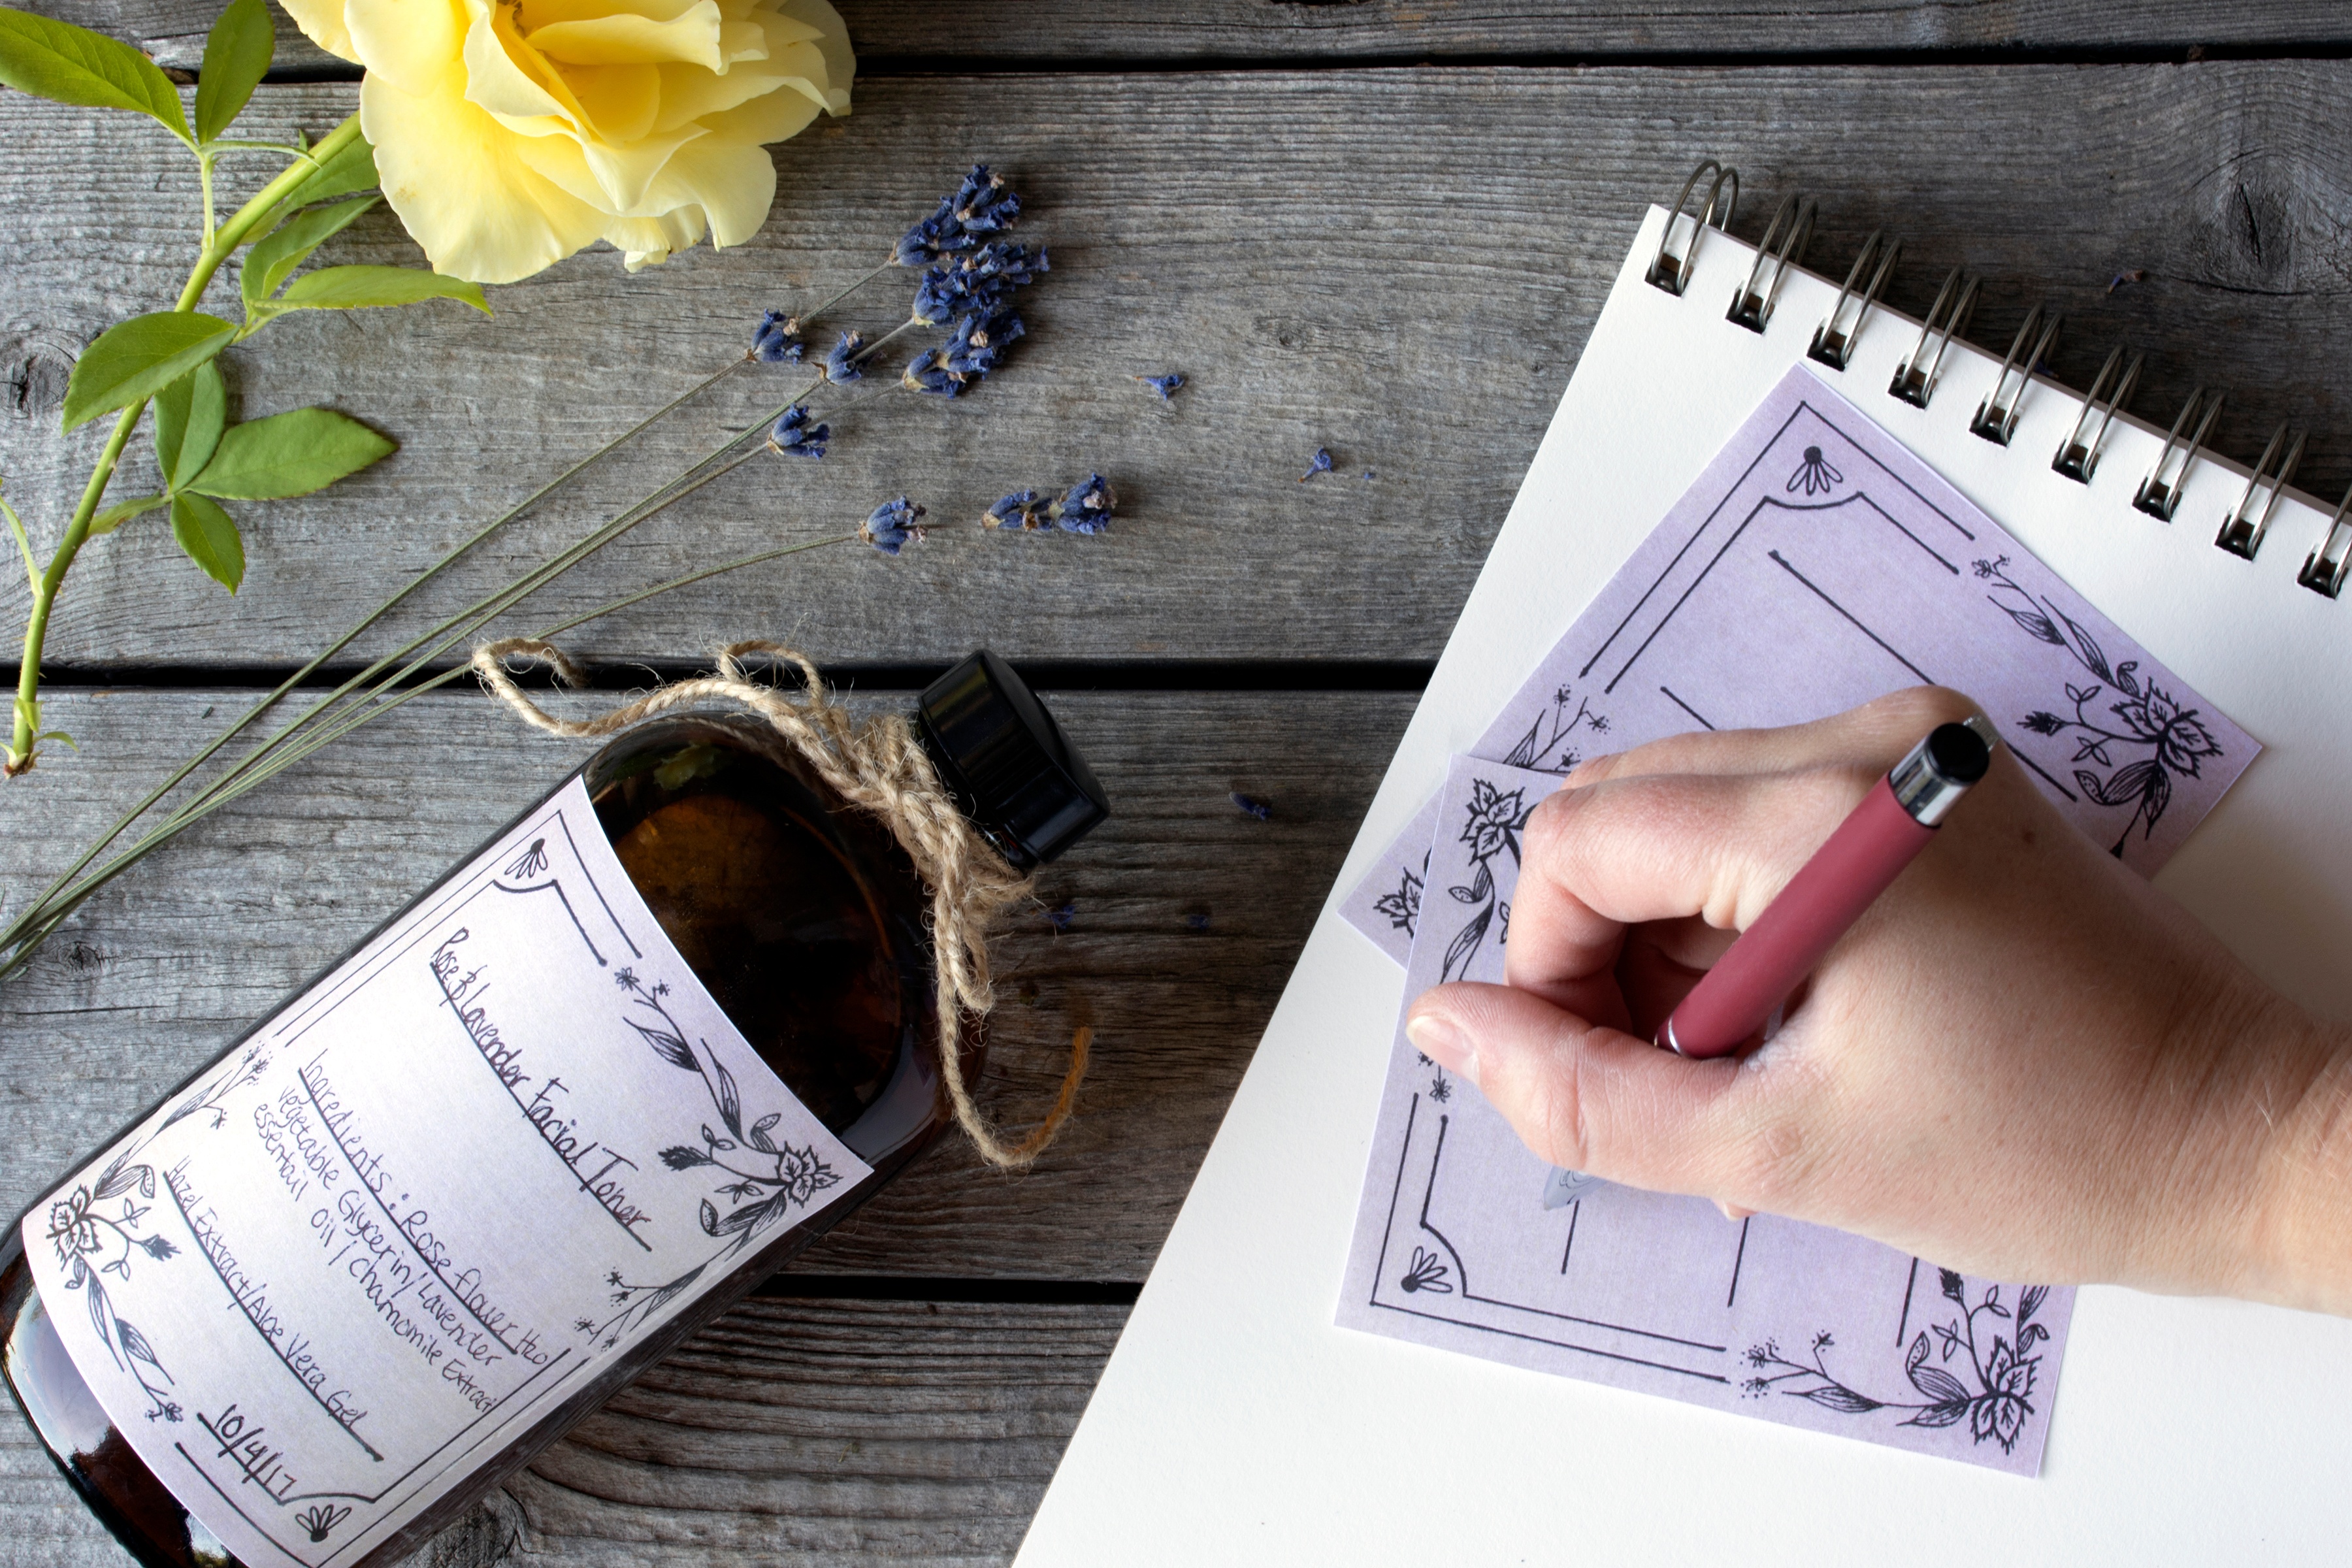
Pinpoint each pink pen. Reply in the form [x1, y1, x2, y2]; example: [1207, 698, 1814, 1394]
[1658, 719, 1994, 1060]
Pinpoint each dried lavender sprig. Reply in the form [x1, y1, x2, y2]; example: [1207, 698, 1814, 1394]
[0, 527, 863, 983]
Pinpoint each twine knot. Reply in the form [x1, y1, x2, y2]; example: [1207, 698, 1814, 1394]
[471, 637, 1087, 1168]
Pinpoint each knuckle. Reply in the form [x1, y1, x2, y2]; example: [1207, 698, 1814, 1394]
[1518, 1043, 1599, 1172]
[1865, 684, 1983, 739]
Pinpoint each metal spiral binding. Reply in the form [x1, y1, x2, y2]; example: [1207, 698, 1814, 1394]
[1889, 268, 1979, 408]
[2134, 385, 2225, 521]
[1648, 159, 1738, 297]
[2300, 482, 2352, 598]
[2051, 346, 2144, 483]
[1809, 229, 1899, 371]
[1727, 193, 1816, 333]
[2215, 422, 2306, 560]
[1970, 305, 2063, 446]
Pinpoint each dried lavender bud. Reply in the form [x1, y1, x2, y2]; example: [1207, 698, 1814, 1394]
[1299, 448, 1333, 482]
[823, 330, 865, 384]
[944, 310, 1024, 385]
[860, 496, 926, 555]
[953, 164, 1022, 235]
[751, 309, 802, 363]
[986, 489, 1052, 531]
[1045, 900, 1076, 932]
[1137, 372, 1184, 401]
[1184, 912, 1211, 932]
[913, 241, 1048, 325]
[1055, 474, 1115, 534]
[901, 345, 956, 397]
[1231, 792, 1273, 821]
[766, 404, 828, 459]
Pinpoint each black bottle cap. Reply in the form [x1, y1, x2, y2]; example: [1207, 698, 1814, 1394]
[1925, 721, 1992, 785]
[917, 651, 1109, 870]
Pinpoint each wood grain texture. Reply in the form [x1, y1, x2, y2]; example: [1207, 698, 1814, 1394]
[14, 0, 2352, 76]
[0, 684, 1410, 1279]
[5, 63, 2352, 672]
[0, 1296, 1127, 1567]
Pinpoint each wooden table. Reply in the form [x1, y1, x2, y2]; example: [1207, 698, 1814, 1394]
[5, 3, 2351, 1561]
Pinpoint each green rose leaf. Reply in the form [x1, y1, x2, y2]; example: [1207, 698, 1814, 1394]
[276, 266, 490, 316]
[152, 360, 227, 490]
[190, 407, 395, 499]
[0, 10, 192, 146]
[61, 312, 237, 432]
[170, 491, 243, 591]
[269, 134, 379, 216]
[242, 196, 378, 311]
[88, 494, 167, 536]
[193, 0, 273, 145]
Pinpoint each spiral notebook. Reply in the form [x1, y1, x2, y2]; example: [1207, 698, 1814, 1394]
[1018, 171, 2352, 1563]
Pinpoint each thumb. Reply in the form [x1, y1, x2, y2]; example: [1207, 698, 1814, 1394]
[1405, 980, 1765, 1200]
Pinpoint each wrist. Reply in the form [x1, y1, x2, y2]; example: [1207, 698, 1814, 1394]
[2237, 1017, 2352, 1315]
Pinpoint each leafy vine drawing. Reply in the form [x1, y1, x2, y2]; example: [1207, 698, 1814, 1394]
[1501, 685, 1612, 774]
[45, 1153, 180, 1422]
[156, 1040, 270, 1134]
[1976, 555, 2224, 855]
[1740, 1272, 2050, 1454]
[1372, 850, 1426, 938]
[616, 968, 844, 1256]
[581, 1264, 711, 1349]
[1441, 778, 1534, 982]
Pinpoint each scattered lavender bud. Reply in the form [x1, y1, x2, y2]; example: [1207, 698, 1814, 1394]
[1055, 474, 1115, 534]
[1231, 791, 1273, 821]
[751, 308, 802, 363]
[1046, 900, 1076, 932]
[986, 489, 1053, 531]
[766, 403, 830, 459]
[860, 496, 927, 555]
[1361, 470, 1375, 480]
[1184, 912, 1211, 932]
[823, 330, 864, 384]
[1137, 372, 1185, 401]
[2107, 269, 2148, 294]
[1300, 448, 1333, 482]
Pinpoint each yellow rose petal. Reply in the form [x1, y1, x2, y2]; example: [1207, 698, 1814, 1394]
[278, 0, 361, 63]
[361, 73, 608, 283]
[773, 0, 852, 99]
[527, 4, 727, 69]
[523, 0, 708, 25]
[641, 133, 776, 246]
[650, 60, 789, 132]
[465, 0, 578, 120]
[344, 0, 467, 97]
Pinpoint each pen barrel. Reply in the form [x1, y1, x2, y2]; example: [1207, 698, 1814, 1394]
[1662, 777, 1935, 1058]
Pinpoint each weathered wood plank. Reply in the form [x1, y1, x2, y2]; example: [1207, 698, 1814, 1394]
[0, 684, 1410, 1279]
[16, 0, 2352, 77]
[4, 64, 2352, 673]
[1, 1295, 1127, 1567]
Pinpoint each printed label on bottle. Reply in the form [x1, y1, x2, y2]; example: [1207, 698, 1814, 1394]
[21, 775, 872, 1568]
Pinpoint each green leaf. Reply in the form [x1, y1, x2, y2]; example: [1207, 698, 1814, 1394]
[190, 406, 395, 499]
[242, 195, 377, 310]
[276, 266, 490, 315]
[269, 133, 379, 215]
[61, 312, 237, 432]
[170, 491, 242, 590]
[151, 360, 227, 489]
[193, 0, 272, 144]
[0, 10, 191, 145]
[88, 493, 166, 536]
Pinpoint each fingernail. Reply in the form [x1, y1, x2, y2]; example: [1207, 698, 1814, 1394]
[1405, 1011, 1477, 1088]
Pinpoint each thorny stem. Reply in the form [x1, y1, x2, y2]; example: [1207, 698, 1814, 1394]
[5, 115, 367, 780]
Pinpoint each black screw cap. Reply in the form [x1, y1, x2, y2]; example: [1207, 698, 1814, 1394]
[917, 651, 1109, 870]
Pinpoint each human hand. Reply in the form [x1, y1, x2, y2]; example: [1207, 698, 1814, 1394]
[1402, 687, 2352, 1313]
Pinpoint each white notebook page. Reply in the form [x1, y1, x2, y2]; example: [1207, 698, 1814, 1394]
[1017, 204, 2352, 1565]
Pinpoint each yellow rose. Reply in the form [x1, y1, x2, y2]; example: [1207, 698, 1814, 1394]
[280, 0, 853, 284]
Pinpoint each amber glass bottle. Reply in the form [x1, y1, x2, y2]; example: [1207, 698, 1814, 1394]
[1, 652, 1105, 1568]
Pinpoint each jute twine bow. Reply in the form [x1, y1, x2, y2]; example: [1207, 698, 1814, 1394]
[471, 637, 1088, 1169]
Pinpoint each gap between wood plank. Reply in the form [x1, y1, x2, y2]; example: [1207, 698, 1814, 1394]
[755, 1275, 1141, 1305]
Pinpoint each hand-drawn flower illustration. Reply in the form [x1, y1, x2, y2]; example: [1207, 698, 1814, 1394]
[48, 1157, 181, 1422]
[1428, 1068, 1452, 1103]
[295, 1503, 351, 1543]
[1440, 777, 1540, 982]
[158, 1041, 271, 1133]
[1740, 1271, 2050, 1454]
[1458, 779, 1527, 862]
[1786, 445, 1844, 497]
[1372, 855, 1426, 938]
[504, 838, 550, 881]
[1400, 1246, 1454, 1294]
[1976, 555, 2224, 856]
[1502, 685, 1612, 774]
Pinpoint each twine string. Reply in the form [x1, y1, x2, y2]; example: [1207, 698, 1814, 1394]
[470, 636, 1087, 1169]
